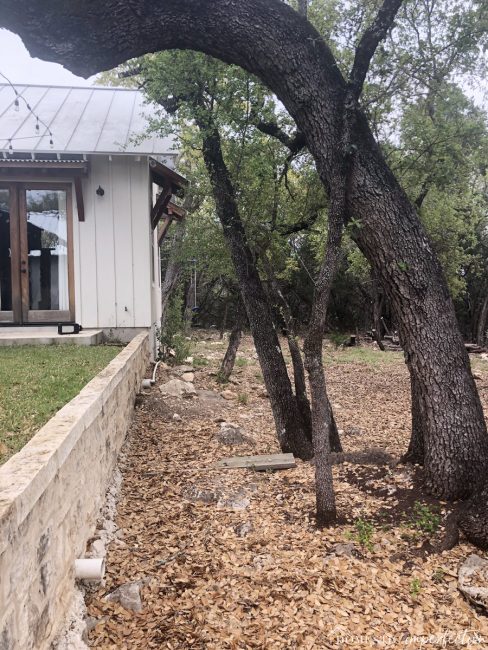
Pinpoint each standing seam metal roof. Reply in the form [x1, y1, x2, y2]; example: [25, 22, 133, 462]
[0, 84, 175, 156]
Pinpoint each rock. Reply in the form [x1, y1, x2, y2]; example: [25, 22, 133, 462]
[473, 373, 482, 380]
[235, 521, 254, 537]
[216, 422, 255, 446]
[0, 442, 8, 456]
[172, 413, 182, 421]
[258, 391, 269, 399]
[159, 379, 196, 398]
[184, 356, 194, 364]
[170, 365, 193, 375]
[218, 489, 250, 510]
[183, 484, 222, 504]
[89, 539, 105, 557]
[328, 543, 361, 558]
[112, 538, 127, 549]
[181, 372, 195, 383]
[105, 583, 142, 612]
[221, 390, 236, 400]
[458, 554, 488, 610]
[345, 426, 364, 436]
[197, 389, 226, 403]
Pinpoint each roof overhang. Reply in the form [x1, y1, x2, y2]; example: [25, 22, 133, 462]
[149, 157, 188, 192]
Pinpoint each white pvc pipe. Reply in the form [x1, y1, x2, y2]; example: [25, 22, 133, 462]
[75, 558, 105, 582]
[151, 360, 161, 384]
[141, 360, 161, 389]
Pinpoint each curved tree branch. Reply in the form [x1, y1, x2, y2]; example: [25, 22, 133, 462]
[349, 0, 404, 100]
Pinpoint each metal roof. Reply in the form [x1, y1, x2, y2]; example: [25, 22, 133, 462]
[0, 84, 176, 156]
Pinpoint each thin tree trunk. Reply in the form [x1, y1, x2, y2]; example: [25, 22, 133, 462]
[219, 301, 245, 382]
[219, 300, 229, 340]
[160, 219, 186, 331]
[476, 294, 488, 347]
[304, 175, 346, 526]
[262, 257, 342, 452]
[198, 118, 313, 459]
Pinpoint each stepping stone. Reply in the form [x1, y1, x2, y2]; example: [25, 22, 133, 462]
[214, 453, 296, 471]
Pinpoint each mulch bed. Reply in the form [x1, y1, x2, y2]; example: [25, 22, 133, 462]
[86, 334, 488, 649]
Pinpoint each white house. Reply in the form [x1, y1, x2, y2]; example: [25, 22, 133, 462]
[0, 84, 186, 354]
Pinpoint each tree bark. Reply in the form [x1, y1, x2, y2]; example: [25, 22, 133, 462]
[262, 257, 342, 452]
[475, 293, 488, 347]
[304, 193, 344, 526]
[160, 219, 185, 331]
[8, 0, 487, 499]
[198, 118, 313, 459]
[401, 373, 426, 465]
[219, 299, 229, 340]
[219, 301, 245, 382]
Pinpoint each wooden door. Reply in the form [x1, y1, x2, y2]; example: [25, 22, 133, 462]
[0, 182, 75, 324]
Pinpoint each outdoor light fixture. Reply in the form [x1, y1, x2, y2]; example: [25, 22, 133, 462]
[96, 185, 105, 196]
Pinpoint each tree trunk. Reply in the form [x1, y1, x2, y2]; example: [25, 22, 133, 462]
[198, 119, 313, 460]
[304, 168, 347, 526]
[263, 258, 342, 452]
[10, 0, 487, 499]
[160, 219, 185, 331]
[219, 299, 229, 340]
[218, 301, 245, 382]
[476, 294, 488, 347]
[401, 373, 426, 465]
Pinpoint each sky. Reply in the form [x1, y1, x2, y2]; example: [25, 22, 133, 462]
[0, 29, 96, 86]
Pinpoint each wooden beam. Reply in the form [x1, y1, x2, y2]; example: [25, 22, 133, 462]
[74, 176, 85, 222]
[214, 453, 296, 471]
[167, 200, 186, 220]
[151, 180, 172, 229]
[157, 215, 173, 244]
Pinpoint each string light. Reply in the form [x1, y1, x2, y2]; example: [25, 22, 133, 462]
[0, 69, 55, 152]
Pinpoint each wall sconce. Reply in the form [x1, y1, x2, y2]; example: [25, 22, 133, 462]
[96, 185, 105, 196]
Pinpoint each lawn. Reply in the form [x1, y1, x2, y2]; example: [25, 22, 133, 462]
[0, 345, 123, 463]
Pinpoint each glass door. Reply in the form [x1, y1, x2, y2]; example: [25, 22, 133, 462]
[20, 185, 74, 323]
[0, 183, 74, 324]
[0, 185, 19, 323]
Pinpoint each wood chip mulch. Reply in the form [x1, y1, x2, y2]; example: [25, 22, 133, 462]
[86, 335, 488, 649]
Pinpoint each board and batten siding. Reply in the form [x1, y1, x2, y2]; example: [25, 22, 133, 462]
[73, 155, 154, 329]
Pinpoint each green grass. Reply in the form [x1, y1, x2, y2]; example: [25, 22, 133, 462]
[235, 357, 248, 367]
[324, 346, 403, 366]
[0, 345, 123, 463]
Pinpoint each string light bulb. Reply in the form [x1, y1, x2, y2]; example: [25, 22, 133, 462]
[8, 140, 12, 154]
[14, 97, 19, 112]
[35, 118, 40, 133]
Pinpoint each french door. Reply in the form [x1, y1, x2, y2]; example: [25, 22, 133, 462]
[0, 182, 74, 324]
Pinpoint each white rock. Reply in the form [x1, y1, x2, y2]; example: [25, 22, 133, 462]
[458, 554, 488, 611]
[172, 413, 182, 421]
[235, 521, 254, 537]
[159, 379, 197, 398]
[89, 539, 105, 558]
[105, 583, 142, 612]
[181, 372, 195, 383]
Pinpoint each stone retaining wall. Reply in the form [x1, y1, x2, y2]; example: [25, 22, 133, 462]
[0, 333, 150, 650]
